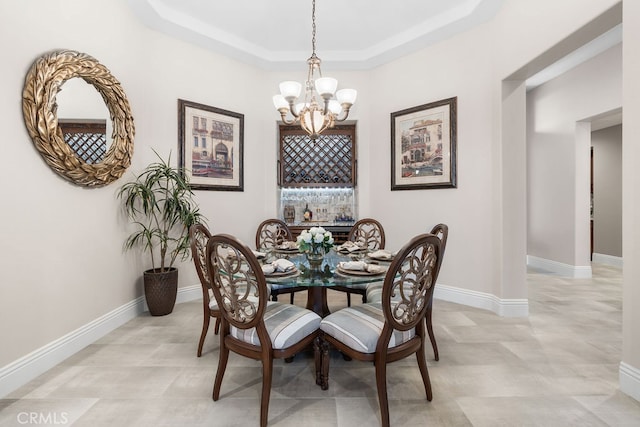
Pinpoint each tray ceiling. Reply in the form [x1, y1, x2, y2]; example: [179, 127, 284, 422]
[128, 0, 504, 70]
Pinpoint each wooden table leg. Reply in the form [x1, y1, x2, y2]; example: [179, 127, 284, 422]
[306, 286, 331, 317]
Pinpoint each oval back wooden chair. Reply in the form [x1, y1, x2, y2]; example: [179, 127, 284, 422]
[347, 217, 386, 251]
[189, 223, 220, 357]
[332, 218, 386, 306]
[364, 223, 449, 361]
[318, 233, 442, 427]
[425, 223, 448, 361]
[255, 218, 293, 250]
[255, 218, 306, 303]
[206, 233, 322, 427]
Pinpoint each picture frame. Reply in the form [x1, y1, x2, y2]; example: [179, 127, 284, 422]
[178, 99, 244, 191]
[391, 97, 457, 190]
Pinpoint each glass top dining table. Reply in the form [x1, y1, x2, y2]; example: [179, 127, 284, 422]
[262, 249, 390, 317]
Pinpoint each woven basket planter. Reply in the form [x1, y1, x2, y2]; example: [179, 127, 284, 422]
[143, 268, 178, 316]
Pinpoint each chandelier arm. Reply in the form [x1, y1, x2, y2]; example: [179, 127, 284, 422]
[322, 99, 330, 116]
[334, 107, 352, 122]
[287, 101, 300, 118]
[327, 115, 336, 128]
[278, 109, 297, 125]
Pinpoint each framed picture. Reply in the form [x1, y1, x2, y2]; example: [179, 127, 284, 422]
[391, 97, 457, 190]
[178, 99, 244, 191]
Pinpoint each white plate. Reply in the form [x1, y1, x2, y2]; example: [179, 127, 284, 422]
[274, 246, 300, 253]
[337, 265, 387, 276]
[368, 254, 393, 262]
[264, 267, 299, 278]
[337, 247, 367, 254]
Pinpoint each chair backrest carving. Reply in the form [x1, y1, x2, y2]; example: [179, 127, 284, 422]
[429, 223, 448, 269]
[190, 224, 213, 291]
[207, 234, 267, 330]
[348, 218, 385, 250]
[256, 219, 293, 250]
[429, 223, 448, 255]
[381, 234, 441, 332]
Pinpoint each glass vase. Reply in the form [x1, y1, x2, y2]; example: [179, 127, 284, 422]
[305, 247, 325, 269]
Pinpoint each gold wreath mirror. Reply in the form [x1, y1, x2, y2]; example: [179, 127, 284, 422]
[22, 50, 134, 187]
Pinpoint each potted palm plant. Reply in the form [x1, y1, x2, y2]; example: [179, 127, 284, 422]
[118, 150, 205, 316]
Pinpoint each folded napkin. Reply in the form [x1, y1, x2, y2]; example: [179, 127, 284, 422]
[252, 250, 266, 259]
[276, 241, 299, 250]
[339, 261, 386, 274]
[336, 241, 365, 252]
[338, 260, 367, 271]
[369, 249, 392, 260]
[261, 258, 296, 275]
[272, 258, 295, 271]
[261, 264, 276, 275]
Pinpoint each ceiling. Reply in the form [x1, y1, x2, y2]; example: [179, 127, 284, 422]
[127, 0, 622, 129]
[127, 0, 504, 70]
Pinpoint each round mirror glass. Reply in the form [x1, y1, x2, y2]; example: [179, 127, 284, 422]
[56, 78, 113, 164]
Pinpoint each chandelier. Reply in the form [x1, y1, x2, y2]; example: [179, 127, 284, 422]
[272, 0, 357, 140]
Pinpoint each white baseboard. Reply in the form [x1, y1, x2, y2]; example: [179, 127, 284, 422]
[592, 253, 623, 268]
[175, 284, 202, 304]
[141, 284, 201, 311]
[620, 362, 640, 402]
[527, 255, 592, 278]
[0, 284, 201, 399]
[434, 283, 529, 317]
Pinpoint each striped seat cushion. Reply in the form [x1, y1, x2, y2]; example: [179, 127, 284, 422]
[365, 282, 406, 304]
[365, 282, 384, 303]
[320, 303, 415, 353]
[346, 282, 369, 290]
[231, 302, 321, 350]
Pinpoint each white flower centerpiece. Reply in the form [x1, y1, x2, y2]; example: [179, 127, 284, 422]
[297, 226, 334, 268]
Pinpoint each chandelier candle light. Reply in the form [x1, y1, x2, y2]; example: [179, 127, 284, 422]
[273, 0, 357, 140]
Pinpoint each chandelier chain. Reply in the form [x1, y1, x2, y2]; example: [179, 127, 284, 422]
[311, 0, 317, 56]
[273, 0, 356, 140]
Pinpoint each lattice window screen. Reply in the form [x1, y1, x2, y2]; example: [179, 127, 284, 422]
[279, 125, 356, 187]
[59, 121, 107, 164]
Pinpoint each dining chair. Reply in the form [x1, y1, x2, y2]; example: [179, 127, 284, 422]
[365, 223, 448, 361]
[206, 233, 322, 427]
[331, 218, 386, 306]
[425, 223, 448, 361]
[348, 217, 386, 250]
[189, 223, 220, 357]
[318, 233, 442, 427]
[255, 218, 306, 304]
[255, 218, 293, 250]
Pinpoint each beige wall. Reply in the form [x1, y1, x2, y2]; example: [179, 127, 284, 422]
[622, 0, 640, 383]
[526, 44, 622, 266]
[3, 0, 639, 400]
[592, 125, 623, 258]
[0, 0, 271, 368]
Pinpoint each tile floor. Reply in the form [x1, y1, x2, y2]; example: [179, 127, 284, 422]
[2, 264, 640, 426]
